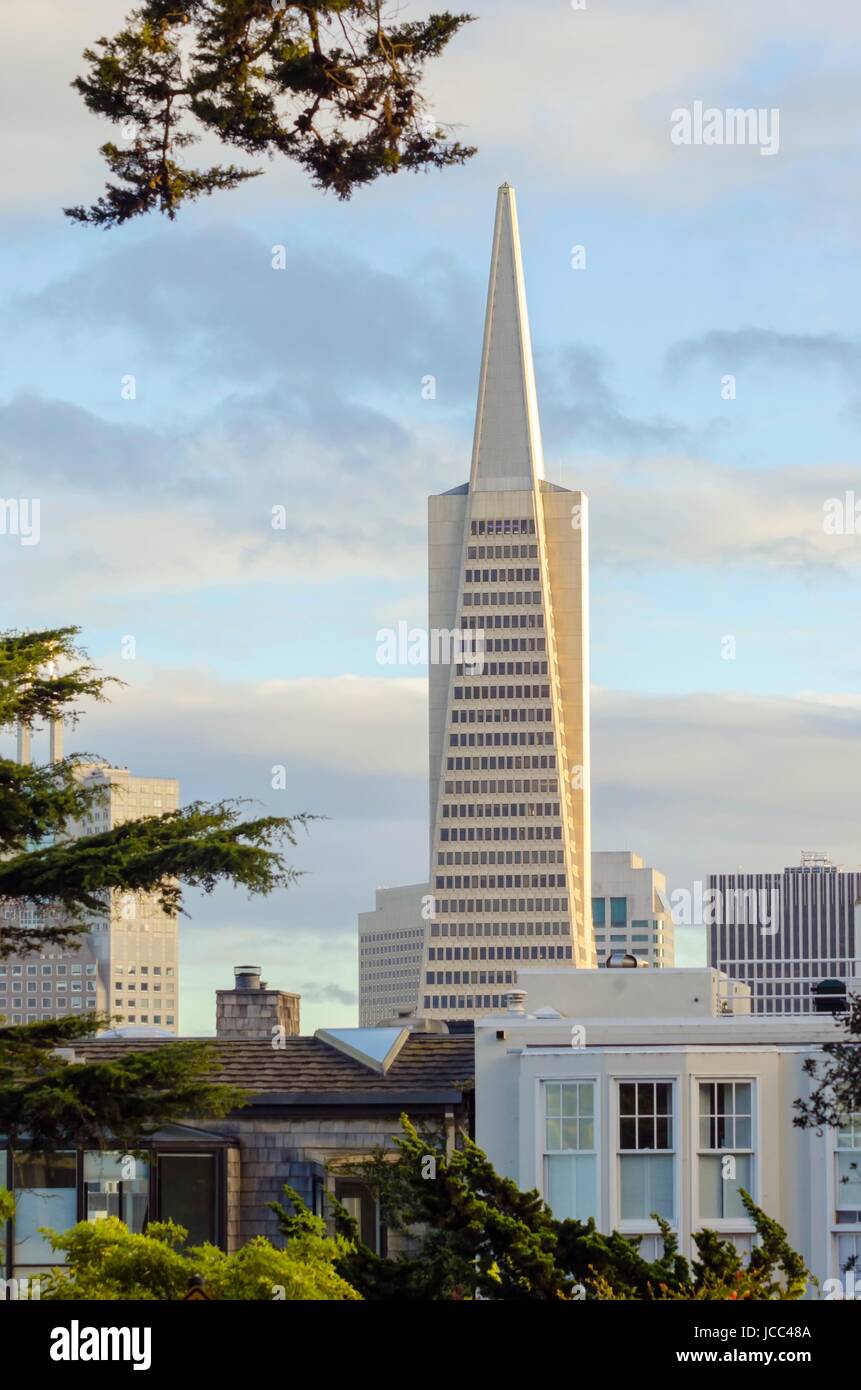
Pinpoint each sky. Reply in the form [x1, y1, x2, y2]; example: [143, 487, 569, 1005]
[3, 0, 861, 1032]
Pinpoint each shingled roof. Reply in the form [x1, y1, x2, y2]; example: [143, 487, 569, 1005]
[72, 1031, 474, 1104]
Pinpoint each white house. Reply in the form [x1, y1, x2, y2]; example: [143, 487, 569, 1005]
[474, 966, 861, 1296]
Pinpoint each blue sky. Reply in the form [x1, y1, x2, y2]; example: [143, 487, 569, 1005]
[3, 0, 861, 1029]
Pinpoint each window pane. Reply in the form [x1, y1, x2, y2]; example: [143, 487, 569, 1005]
[655, 1116, 672, 1150]
[13, 1152, 76, 1268]
[619, 1117, 636, 1150]
[547, 1154, 597, 1222]
[723, 1155, 752, 1219]
[655, 1083, 672, 1115]
[619, 1083, 636, 1117]
[715, 1113, 732, 1149]
[639, 1117, 655, 1150]
[560, 1083, 580, 1118]
[546, 1083, 561, 1119]
[334, 1180, 380, 1252]
[561, 1119, 580, 1150]
[734, 1083, 752, 1116]
[620, 1154, 674, 1221]
[578, 1084, 594, 1118]
[84, 1152, 149, 1233]
[699, 1155, 723, 1219]
[591, 898, 606, 927]
[158, 1154, 217, 1246]
[579, 1118, 594, 1151]
[610, 897, 627, 926]
[837, 1152, 861, 1208]
[700, 1153, 752, 1219]
[735, 1116, 751, 1148]
[545, 1118, 562, 1151]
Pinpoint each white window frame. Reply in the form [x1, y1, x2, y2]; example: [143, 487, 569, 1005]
[831, 1113, 861, 1281]
[539, 1076, 600, 1224]
[692, 1077, 757, 1231]
[612, 1076, 678, 1236]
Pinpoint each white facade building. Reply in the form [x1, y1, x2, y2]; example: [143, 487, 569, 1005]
[474, 967, 861, 1294]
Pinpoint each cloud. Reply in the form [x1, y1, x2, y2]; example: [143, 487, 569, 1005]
[427, 0, 861, 201]
[592, 686, 861, 895]
[542, 346, 686, 452]
[571, 453, 861, 575]
[666, 327, 861, 400]
[14, 226, 481, 402]
[298, 982, 358, 1006]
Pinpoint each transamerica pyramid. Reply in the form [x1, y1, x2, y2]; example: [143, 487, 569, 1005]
[420, 183, 595, 1021]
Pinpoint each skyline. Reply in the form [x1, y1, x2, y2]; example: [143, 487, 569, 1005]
[4, 0, 861, 1032]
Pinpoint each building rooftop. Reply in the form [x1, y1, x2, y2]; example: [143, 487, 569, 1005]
[72, 1030, 475, 1101]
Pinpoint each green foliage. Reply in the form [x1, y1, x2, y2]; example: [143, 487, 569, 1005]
[1, 625, 311, 949]
[794, 993, 861, 1130]
[0, 627, 119, 731]
[0, 1018, 246, 1151]
[0, 1187, 14, 1225]
[0, 625, 311, 1149]
[38, 1214, 360, 1301]
[287, 1116, 810, 1301]
[66, 1, 476, 227]
[0, 798, 310, 929]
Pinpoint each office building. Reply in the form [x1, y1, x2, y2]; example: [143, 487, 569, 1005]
[0, 752, 180, 1032]
[707, 852, 859, 1014]
[358, 851, 672, 1024]
[591, 850, 675, 967]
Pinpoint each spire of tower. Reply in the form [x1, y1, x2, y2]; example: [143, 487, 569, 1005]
[469, 183, 545, 493]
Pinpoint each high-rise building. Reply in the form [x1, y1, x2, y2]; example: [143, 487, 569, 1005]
[72, 765, 181, 1031]
[358, 185, 595, 1024]
[0, 753, 181, 1032]
[707, 854, 860, 1013]
[591, 851, 675, 967]
[358, 853, 673, 1024]
[421, 183, 594, 1020]
[358, 884, 428, 1025]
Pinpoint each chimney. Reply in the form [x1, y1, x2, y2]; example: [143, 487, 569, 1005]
[215, 964, 301, 1040]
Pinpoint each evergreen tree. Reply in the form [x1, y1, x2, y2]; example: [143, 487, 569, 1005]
[273, 1116, 810, 1301]
[0, 624, 309, 1150]
[66, 1, 476, 228]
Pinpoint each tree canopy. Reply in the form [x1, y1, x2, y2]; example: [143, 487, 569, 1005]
[39, 1213, 360, 1300]
[66, 0, 476, 228]
[273, 1116, 810, 1301]
[0, 624, 309, 1150]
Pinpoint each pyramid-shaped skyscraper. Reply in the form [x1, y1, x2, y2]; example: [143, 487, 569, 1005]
[421, 184, 595, 1020]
